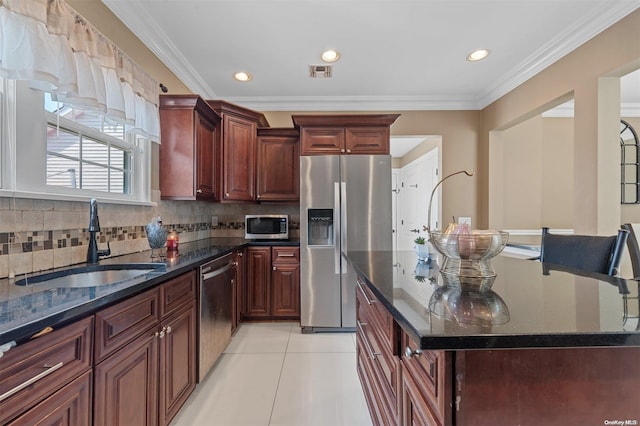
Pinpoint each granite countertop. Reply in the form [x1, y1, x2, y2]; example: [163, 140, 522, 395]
[346, 249, 640, 350]
[0, 237, 299, 345]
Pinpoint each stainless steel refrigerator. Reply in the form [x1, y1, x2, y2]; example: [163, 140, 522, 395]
[300, 155, 392, 332]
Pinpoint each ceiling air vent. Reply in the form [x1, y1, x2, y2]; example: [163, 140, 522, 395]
[309, 65, 332, 78]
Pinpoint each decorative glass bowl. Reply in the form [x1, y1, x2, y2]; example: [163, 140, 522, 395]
[428, 283, 511, 327]
[429, 230, 509, 279]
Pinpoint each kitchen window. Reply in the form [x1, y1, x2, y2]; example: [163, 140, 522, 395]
[0, 78, 152, 204]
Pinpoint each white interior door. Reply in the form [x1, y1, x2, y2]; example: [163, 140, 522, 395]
[392, 169, 400, 285]
[399, 149, 439, 251]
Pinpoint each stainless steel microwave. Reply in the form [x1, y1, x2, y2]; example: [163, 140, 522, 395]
[245, 215, 289, 240]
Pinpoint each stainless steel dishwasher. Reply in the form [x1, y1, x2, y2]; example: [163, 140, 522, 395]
[199, 252, 235, 382]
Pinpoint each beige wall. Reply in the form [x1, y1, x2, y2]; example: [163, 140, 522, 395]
[480, 9, 640, 233]
[491, 116, 574, 235]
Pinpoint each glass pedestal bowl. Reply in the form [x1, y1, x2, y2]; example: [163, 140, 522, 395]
[429, 230, 509, 280]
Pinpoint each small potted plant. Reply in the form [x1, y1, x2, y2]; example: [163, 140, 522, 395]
[414, 236, 429, 260]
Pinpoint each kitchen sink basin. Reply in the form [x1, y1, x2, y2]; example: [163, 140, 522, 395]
[15, 263, 166, 288]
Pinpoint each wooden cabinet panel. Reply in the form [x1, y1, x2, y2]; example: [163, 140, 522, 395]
[0, 317, 93, 425]
[159, 95, 221, 201]
[355, 282, 400, 425]
[244, 246, 300, 320]
[271, 263, 300, 318]
[401, 333, 451, 426]
[293, 114, 400, 156]
[232, 250, 245, 333]
[300, 127, 344, 155]
[159, 270, 197, 318]
[401, 362, 441, 426]
[195, 111, 220, 199]
[94, 289, 160, 363]
[5, 370, 92, 426]
[159, 303, 197, 426]
[256, 129, 299, 201]
[346, 126, 390, 154]
[222, 114, 257, 201]
[455, 347, 640, 426]
[245, 246, 272, 318]
[93, 329, 159, 426]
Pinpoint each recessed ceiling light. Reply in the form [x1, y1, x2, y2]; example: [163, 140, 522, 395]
[321, 49, 340, 63]
[467, 49, 490, 62]
[234, 71, 252, 82]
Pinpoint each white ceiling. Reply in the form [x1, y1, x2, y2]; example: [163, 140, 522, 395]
[102, 0, 640, 112]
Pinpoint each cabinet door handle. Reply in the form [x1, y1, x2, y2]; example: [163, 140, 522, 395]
[356, 280, 376, 305]
[159, 326, 166, 339]
[197, 189, 203, 193]
[0, 361, 64, 402]
[273, 266, 277, 271]
[356, 320, 380, 361]
[404, 346, 422, 359]
[341, 148, 346, 153]
[166, 325, 172, 334]
[346, 149, 351, 154]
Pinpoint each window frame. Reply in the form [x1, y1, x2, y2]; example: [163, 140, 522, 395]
[0, 79, 154, 206]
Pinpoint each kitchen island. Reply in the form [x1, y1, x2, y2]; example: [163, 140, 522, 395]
[347, 249, 640, 425]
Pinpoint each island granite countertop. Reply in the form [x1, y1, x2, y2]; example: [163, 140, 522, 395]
[346, 249, 640, 350]
[0, 237, 299, 345]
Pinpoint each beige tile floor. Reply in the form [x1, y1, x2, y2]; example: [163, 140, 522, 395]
[170, 322, 373, 426]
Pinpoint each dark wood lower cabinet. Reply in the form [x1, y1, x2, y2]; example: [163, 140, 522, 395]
[356, 275, 640, 426]
[159, 303, 197, 426]
[93, 328, 159, 426]
[245, 246, 300, 321]
[5, 370, 92, 426]
[93, 271, 197, 426]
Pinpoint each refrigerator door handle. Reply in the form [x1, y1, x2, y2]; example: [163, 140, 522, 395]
[340, 181, 347, 269]
[334, 182, 341, 274]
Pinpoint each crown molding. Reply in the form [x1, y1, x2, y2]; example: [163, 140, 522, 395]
[476, 1, 640, 109]
[102, 0, 217, 99]
[222, 95, 478, 112]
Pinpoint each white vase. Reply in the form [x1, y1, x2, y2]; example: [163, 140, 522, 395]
[415, 243, 429, 260]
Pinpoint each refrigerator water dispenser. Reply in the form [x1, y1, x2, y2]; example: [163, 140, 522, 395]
[308, 209, 334, 246]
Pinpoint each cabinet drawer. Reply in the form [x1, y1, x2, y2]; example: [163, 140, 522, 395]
[401, 332, 450, 425]
[160, 270, 197, 318]
[5, 370, 92, 426]
[356, 277, 396, 353]
[272, 246, 299, 264]
[94, 288, 160, 363]
[0, 316, 93, 424]
[357, 334, 397, 426]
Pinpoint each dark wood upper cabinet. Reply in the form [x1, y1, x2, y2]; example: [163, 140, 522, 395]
[207, 100, 268, 203]
[159, 95, 221, 201]
[256, 128, 300, 202]
[292, 114, 400, 156]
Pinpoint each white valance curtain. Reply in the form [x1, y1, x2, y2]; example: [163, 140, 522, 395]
[0, 0, 160, 141]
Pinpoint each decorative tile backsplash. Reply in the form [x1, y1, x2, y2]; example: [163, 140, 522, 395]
[0, 194, 299, 279]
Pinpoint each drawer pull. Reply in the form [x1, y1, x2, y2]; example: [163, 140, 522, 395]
[356, 280, 376, 305]
[356, 320, 381, 361]
[404, 346, 422, 359]
[0, 361, 64, 402]
[277, 253, 296, 257]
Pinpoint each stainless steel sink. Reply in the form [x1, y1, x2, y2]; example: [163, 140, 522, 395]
[15, 263, 166, 288]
